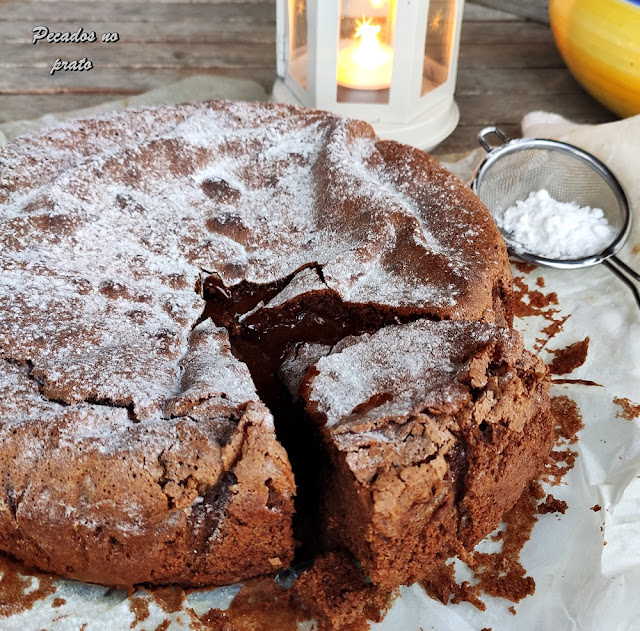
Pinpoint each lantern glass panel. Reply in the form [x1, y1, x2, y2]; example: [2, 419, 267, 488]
[422, 0, 456, 95]
[336, 0, 396, 104]
[289, 0, 308, 90]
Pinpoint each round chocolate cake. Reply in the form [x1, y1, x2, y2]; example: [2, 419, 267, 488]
[0, 101, 550, 590]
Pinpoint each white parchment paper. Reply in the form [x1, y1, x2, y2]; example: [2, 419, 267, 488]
[1, 90, 639, 631]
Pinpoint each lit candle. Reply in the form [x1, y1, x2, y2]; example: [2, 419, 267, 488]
[337, 15, 394, 90]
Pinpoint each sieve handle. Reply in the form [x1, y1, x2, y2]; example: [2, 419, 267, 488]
[477, 126, 511, 153]
[603, 256, 640, 311]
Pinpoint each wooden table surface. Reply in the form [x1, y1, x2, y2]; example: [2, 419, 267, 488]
[0, 0, 615, 154]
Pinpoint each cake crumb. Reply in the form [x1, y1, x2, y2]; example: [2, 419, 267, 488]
[538, 494, 568, 515]
[149, 585, 185, 614]
[543, 396, 583, 485]
[512, 276, 559, 320]
[129, 595, 151, 628]
[536, 277, 545, 288]
[547, 338, 590, 375]
[613, 397, 640, 421]
[420, 563, 486, 612]
[552, 378, 601, 387]
[0, 553, 57, 618]
[464, 481, 540, 605]
[591, 504, 601, 512]
[293, 552, 394, 631]
[510, 274, 570, 352]
[52, 597, 66, 608]
[513, 261, 537, 274]
[198, 577, 307, 631]
[537, 315, 570, 351]
[508, 605, 516, 615]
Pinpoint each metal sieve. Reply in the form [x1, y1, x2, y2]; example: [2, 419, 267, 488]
[471, 126, 640, 310]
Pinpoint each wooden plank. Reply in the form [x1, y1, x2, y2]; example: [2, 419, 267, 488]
[0, 42, 276, 68]
[0, 69, 277, 122]
[0, 2, 275, 23]
[456, 68, 584, 96]
[454, 93, 613, 125]
[458, 43, 564, 70]
[460, 20, 555, 45]
[472, 0, 549, 25]
[434, 123, 522, 155]
[2, 41, 558, 74]
[463, 3, 520, 22]
[0, 21, 276, 44]
[0, 93, 133, 121]
[0, 67, 277, 94]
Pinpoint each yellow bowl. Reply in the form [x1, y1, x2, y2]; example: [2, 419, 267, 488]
[549, 0, 640, 117]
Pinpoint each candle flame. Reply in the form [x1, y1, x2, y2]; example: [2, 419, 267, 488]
[370, 0, 384, 7]
[336, 12, 393, 90]
[352, 15, 386, 69]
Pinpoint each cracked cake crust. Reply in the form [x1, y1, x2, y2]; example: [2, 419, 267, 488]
[0, 100, 527, 589]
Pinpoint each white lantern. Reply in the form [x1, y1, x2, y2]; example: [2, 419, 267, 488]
[273, 0, 465, 149]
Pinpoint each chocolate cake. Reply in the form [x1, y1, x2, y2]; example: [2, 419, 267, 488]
[0, 100, 548, 591]
[280, 320, 552, 589]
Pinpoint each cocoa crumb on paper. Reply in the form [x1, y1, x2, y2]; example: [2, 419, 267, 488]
[420, 562, 486, 612]
[613, 397, 640, 421]
[542, 396, 583, 485]
[512, 276, 559, 319]
[464, 480, 541, 605]
[293, 552, 394, 631]
[538, 315, 571, 350]
[510, 273, 571, 352]
[0, 552, 57, 617]
[547, 338, 590, 375]
[552, 378, 602, 387]
[591, 505, 601, 512]
[536, 277, 545, 288]
[52, 597, 66, 607]
[129, 594, 151, 627]
[513, 261, 537, 274]
[508, 606, 516, 615]
[538, 494, 568, 515]
[198, 555, 394, 631]
[149, 585, 186, 614]
[198, 577, 306, 631]
[421, 394, 583, 613]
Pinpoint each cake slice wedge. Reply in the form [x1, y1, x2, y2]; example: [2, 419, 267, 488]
[280, 319, 552, 589]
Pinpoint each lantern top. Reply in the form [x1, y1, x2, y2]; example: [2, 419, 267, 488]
[274, 0, 465, 148]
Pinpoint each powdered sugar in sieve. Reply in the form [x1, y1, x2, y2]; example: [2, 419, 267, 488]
[471, 126, 640, 311]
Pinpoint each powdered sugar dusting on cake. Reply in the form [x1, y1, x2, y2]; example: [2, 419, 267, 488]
[0, 100, 507, 426]
[304, 320, 519, 429]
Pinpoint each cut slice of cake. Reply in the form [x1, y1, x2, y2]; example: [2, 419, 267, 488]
[0, 320, 295, 588]
[280, 319, 552, 589]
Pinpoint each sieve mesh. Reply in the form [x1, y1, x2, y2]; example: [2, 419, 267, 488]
[474, 145, 624, 236]
[471, 129, 639, 308]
